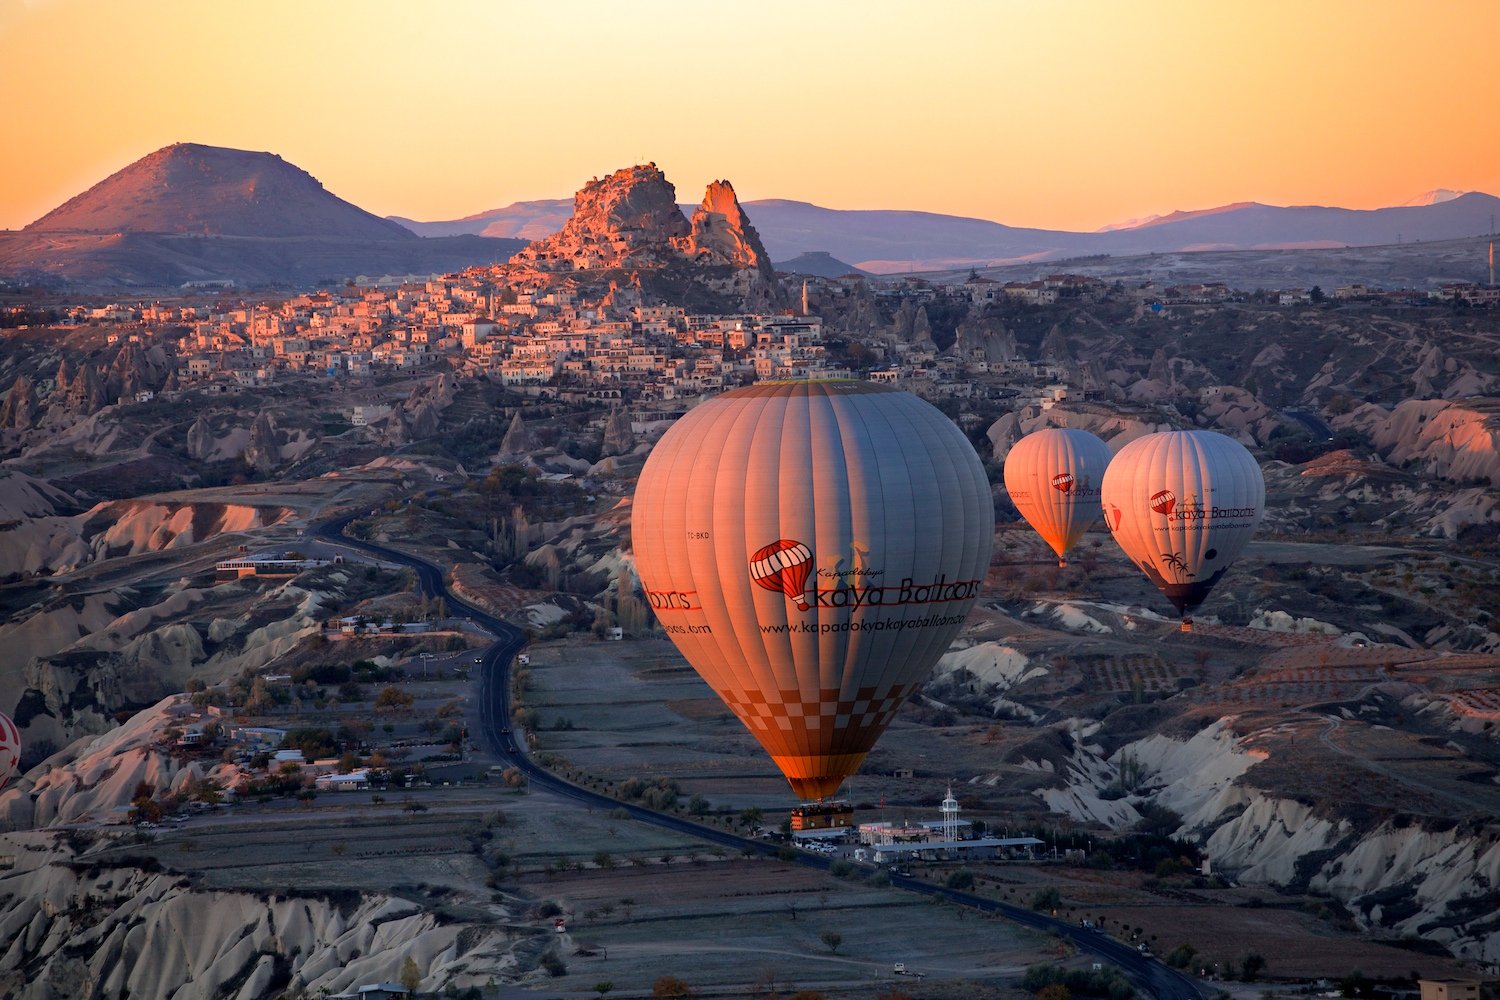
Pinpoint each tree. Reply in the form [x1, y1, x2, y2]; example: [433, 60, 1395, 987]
[1036, 985, 1072, 1000]
[375, 686, 415, 712]
[652, 975, 695, 998]
[820, 930, 842, 954]
[1029, 887, 1061, 911]
[946, 870, 975, 890]
[739, 806, 764, 830]
[399, 956, 421, 994]
[593, 984, 614, 996]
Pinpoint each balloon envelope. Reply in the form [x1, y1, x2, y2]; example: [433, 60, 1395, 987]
[1100, 430, 1264, 624]
[1003, 428, 1113, 565]
[631, 382, 994, 800]
[0, 711, 20, 789]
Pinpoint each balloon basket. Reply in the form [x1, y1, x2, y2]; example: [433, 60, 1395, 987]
[1179, 618, 1193, 634]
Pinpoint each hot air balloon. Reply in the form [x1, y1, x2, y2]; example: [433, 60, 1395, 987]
[1100, 429, 1264, 632]
[631, 381, 994, 800]
[1003, 428, 1113, 566]
[0, 711, 20, 790]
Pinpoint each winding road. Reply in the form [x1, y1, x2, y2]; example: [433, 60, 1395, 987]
[310, 508, 1203, 1000]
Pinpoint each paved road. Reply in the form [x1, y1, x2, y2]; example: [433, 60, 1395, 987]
[311, 508, 1203, 1000]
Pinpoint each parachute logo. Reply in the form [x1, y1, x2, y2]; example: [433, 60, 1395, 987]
[1102, 502, 1123, 531]
[1150, 489, 1177, 515]
[1050, 472, 1075, 494]
[750, 539, 814, 611]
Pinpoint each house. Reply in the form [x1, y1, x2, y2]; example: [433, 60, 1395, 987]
[1419, 981, 1481, 1000]
[315, 769, 371, 791]
[330, 984, 412, 1000]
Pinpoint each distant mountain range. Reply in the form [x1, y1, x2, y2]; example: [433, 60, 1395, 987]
[392, 191, 1500, 274]
[2, 144, 524, 288]
[5, 142, 1496, 288]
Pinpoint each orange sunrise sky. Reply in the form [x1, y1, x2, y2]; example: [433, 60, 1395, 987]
[2, 0, 1497, 234]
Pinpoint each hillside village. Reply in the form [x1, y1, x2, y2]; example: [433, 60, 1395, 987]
[9, 261, 1498, 430]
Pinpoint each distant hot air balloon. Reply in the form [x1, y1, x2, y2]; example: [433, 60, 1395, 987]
[631, 381, 994, 801]
[1100, 429, 1264, 632]
[0, 711, 20, 790]
[1003, 428, 1113, 566]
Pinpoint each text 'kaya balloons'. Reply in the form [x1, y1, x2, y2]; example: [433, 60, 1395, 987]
[1003, 428, 1113, 566]
[631, 382, 994, 800]
[0, 711, 20, 790]
[1100, 429, 1264, 631]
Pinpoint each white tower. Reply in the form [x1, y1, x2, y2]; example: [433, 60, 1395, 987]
[940, 784, 961, 842]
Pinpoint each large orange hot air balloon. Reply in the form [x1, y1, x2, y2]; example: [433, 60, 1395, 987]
[0, 711, 20, 790]
[1100, 429, 1264, 632]
[631, 381, 994, 800]
[1003, 428, 1113, 566]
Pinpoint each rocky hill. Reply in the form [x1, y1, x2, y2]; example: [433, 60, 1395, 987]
[511, 164, 774, 278]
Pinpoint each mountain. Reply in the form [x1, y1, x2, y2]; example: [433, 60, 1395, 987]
[389, 199, 573, 240]
[26, 143, 414, 241]
[395, 190, 1500, 274]
[772, 251, 868, 277]
[1090, 193, 1500, 254]
[3, 144, 524, 288]
[1401, 188, 1464, 207]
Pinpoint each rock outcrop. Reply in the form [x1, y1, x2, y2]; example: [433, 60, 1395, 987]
[512, 164, 779, 288]
[0, 374, 39, 430]
[1022, 717, 1500, 964]
[1337, 397, 1500, 487]
[683, 180, 775, 278]
[241, 410, 283, 474]
[0, 833, 494, 999]
[185, 413, 214, 461]
[601, 405, 634, 458]
[514, 164, 689, 271]
[497, 411, 532, 460]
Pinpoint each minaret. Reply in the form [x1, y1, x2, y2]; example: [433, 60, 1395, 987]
[1489, 240, 1494, 288]
[940, 784, 961, 842]
[801, 279, 810, 317]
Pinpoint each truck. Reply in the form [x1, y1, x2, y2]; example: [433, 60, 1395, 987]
[893, 963, 925, 979]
